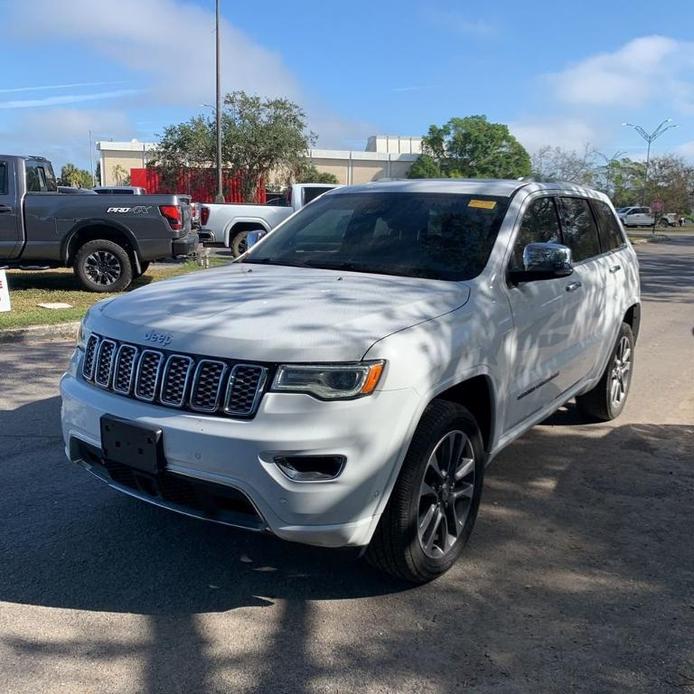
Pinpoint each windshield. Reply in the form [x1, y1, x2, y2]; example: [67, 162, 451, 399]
[243, 192, 510, 281]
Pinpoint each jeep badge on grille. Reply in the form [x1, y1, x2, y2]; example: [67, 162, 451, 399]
[144, 330, 173, 347]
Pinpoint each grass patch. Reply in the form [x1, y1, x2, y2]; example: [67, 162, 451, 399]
[0, 259, 229, 331]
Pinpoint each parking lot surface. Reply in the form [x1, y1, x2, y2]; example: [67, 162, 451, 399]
[1, 237, 693, 693]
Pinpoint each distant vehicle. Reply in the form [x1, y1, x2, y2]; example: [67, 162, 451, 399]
[199, 183, 342, 256]
[617, 206, 678, 228]
[58, 186, 98, 195]
[0, 155, 198, 292]
[618, 206, 655, 227]
[93, 186, 147, 195]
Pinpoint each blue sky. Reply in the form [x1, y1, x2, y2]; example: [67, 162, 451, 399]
[2, 0, 694, 171]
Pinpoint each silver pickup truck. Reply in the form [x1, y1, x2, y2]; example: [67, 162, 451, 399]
[199, 183, 341, 256]
[0, 155, 198, 292]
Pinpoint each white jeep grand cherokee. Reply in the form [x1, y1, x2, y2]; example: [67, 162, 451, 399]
[61, 179, 640, 583]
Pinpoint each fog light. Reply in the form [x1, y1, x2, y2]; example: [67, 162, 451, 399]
[274, 455, 346, 482]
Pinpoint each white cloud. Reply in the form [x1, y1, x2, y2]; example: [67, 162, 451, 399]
[0, 89, 142, 110]
[510, 118, 600, 154]
[8, 0, 301, 107]
[0, 109, 133, 170]
[425, 10, 496, 37]
[0, 81, 128, 94]
[548, 35, 694, 108]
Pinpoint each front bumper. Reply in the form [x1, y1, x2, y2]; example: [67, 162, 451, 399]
[60, 366, 418, 548]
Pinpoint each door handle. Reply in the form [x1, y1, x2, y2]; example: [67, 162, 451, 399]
[565, 281, 582, 292]
[0, 204, 12, 214]
[609, 264, 622, 273]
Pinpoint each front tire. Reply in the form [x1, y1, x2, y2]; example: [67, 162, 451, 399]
[366, 400, 485, 583]
[74, 239, 133, 293]
[575, 322, 634, 421]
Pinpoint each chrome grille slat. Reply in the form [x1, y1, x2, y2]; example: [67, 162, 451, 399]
[160, 355, 193, 407]
[190, 360, 227, 412]
[94, 339, 116, 388]
[113, 344, 139, 394]
[82, 334, 100, 380]
[135, 350, 164, 402]
[81, 334, 266, 418]
[224, 365, 268, 416]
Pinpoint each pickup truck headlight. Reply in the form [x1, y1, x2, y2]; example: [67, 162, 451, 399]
[272, 361, 385, 400]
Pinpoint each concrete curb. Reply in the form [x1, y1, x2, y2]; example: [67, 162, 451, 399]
[0, 321, 80, 344]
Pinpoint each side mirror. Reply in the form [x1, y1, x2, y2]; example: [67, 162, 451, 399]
[509, 242, 573, 284]
[244, 229, 267, 250]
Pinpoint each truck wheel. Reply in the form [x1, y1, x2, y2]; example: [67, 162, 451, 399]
[575, 323, 634, 422]
[365, 400, 485, 584]
[229, 231, 250, 258]
[74, 239, 133, 293]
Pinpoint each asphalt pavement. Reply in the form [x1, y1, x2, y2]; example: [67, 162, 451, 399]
[1, 237, 693, 693]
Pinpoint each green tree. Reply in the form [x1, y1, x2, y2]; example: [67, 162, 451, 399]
[407, 154, 442, 179]
[58, 163, 93, 188]
[409, 115, 531, 180]
[293, 162, 338, 184]
[151, 91, 315, 201]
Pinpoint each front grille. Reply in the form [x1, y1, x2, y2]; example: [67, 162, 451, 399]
[81, 334, 268, 418]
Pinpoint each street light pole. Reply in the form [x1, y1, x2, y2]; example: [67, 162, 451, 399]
[622, 119, 679, 205]
[88, 129, 95, 187]
[214, 0, 224, 203]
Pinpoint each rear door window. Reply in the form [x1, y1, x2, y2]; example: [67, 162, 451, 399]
[0, 161, 7, 195]
[510, 196, 562, 270]
[302, 186, 334, 205]
[591, 200, 626, 251]
[557, 197, 601, 262]
[25, 160, 58, 193]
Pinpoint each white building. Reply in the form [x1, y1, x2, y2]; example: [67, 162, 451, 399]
[96, 135, 423, 187]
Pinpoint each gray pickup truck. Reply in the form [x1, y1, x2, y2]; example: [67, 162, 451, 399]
[0, 155, 198, 292]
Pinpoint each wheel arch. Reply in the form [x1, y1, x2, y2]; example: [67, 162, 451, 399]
[63, 221, 140, 271]
[224, 218, 271, 246]
[432, 374, 496, 454]
[623, 303, 641, 343]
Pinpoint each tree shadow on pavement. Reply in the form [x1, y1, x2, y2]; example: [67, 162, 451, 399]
[1, 393, 693, 692]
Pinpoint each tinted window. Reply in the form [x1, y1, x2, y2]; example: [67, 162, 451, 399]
[591, 200, 626, 251]
[558, 197, 601, 262]
[25, 161, 58, 193]
[0, 162, 7, 195]
[510, 197, 561, 270]
[244, 192, 510, 281]
[303, 186, 334, 205]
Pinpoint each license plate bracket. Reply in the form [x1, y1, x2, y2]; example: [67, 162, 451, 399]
[100, 415, 164, 474]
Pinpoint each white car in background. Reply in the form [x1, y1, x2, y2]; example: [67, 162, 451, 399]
[618, 206, 655, 227]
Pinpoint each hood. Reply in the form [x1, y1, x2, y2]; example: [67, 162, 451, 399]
[89, 263, 470, 362]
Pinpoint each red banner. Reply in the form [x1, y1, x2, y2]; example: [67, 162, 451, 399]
[130, 168, 265, 204]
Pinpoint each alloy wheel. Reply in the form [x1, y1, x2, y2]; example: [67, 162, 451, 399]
[417, 430, 476, 559]
[84, 250, 122, 286]
[609, 335, 632, 409]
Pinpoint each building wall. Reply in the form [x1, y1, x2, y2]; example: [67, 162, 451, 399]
[97, 139, 420, 188]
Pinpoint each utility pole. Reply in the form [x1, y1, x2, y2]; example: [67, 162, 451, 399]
[88, 129, 95, 186]
[622, 119, 679, 205]
[215, 0, 224, 203]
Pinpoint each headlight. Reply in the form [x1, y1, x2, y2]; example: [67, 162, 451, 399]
[272, 361, 385, 400]
[76, 315, 90, 351]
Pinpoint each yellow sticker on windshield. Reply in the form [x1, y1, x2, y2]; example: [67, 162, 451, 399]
[469, 199, 497, 210]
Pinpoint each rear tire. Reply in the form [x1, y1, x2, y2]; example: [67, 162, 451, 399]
[365, 400, 485, 584]
[74, 239, 133, 293]
[229, 231, 249, 258]
[575, 323, 634, 421]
